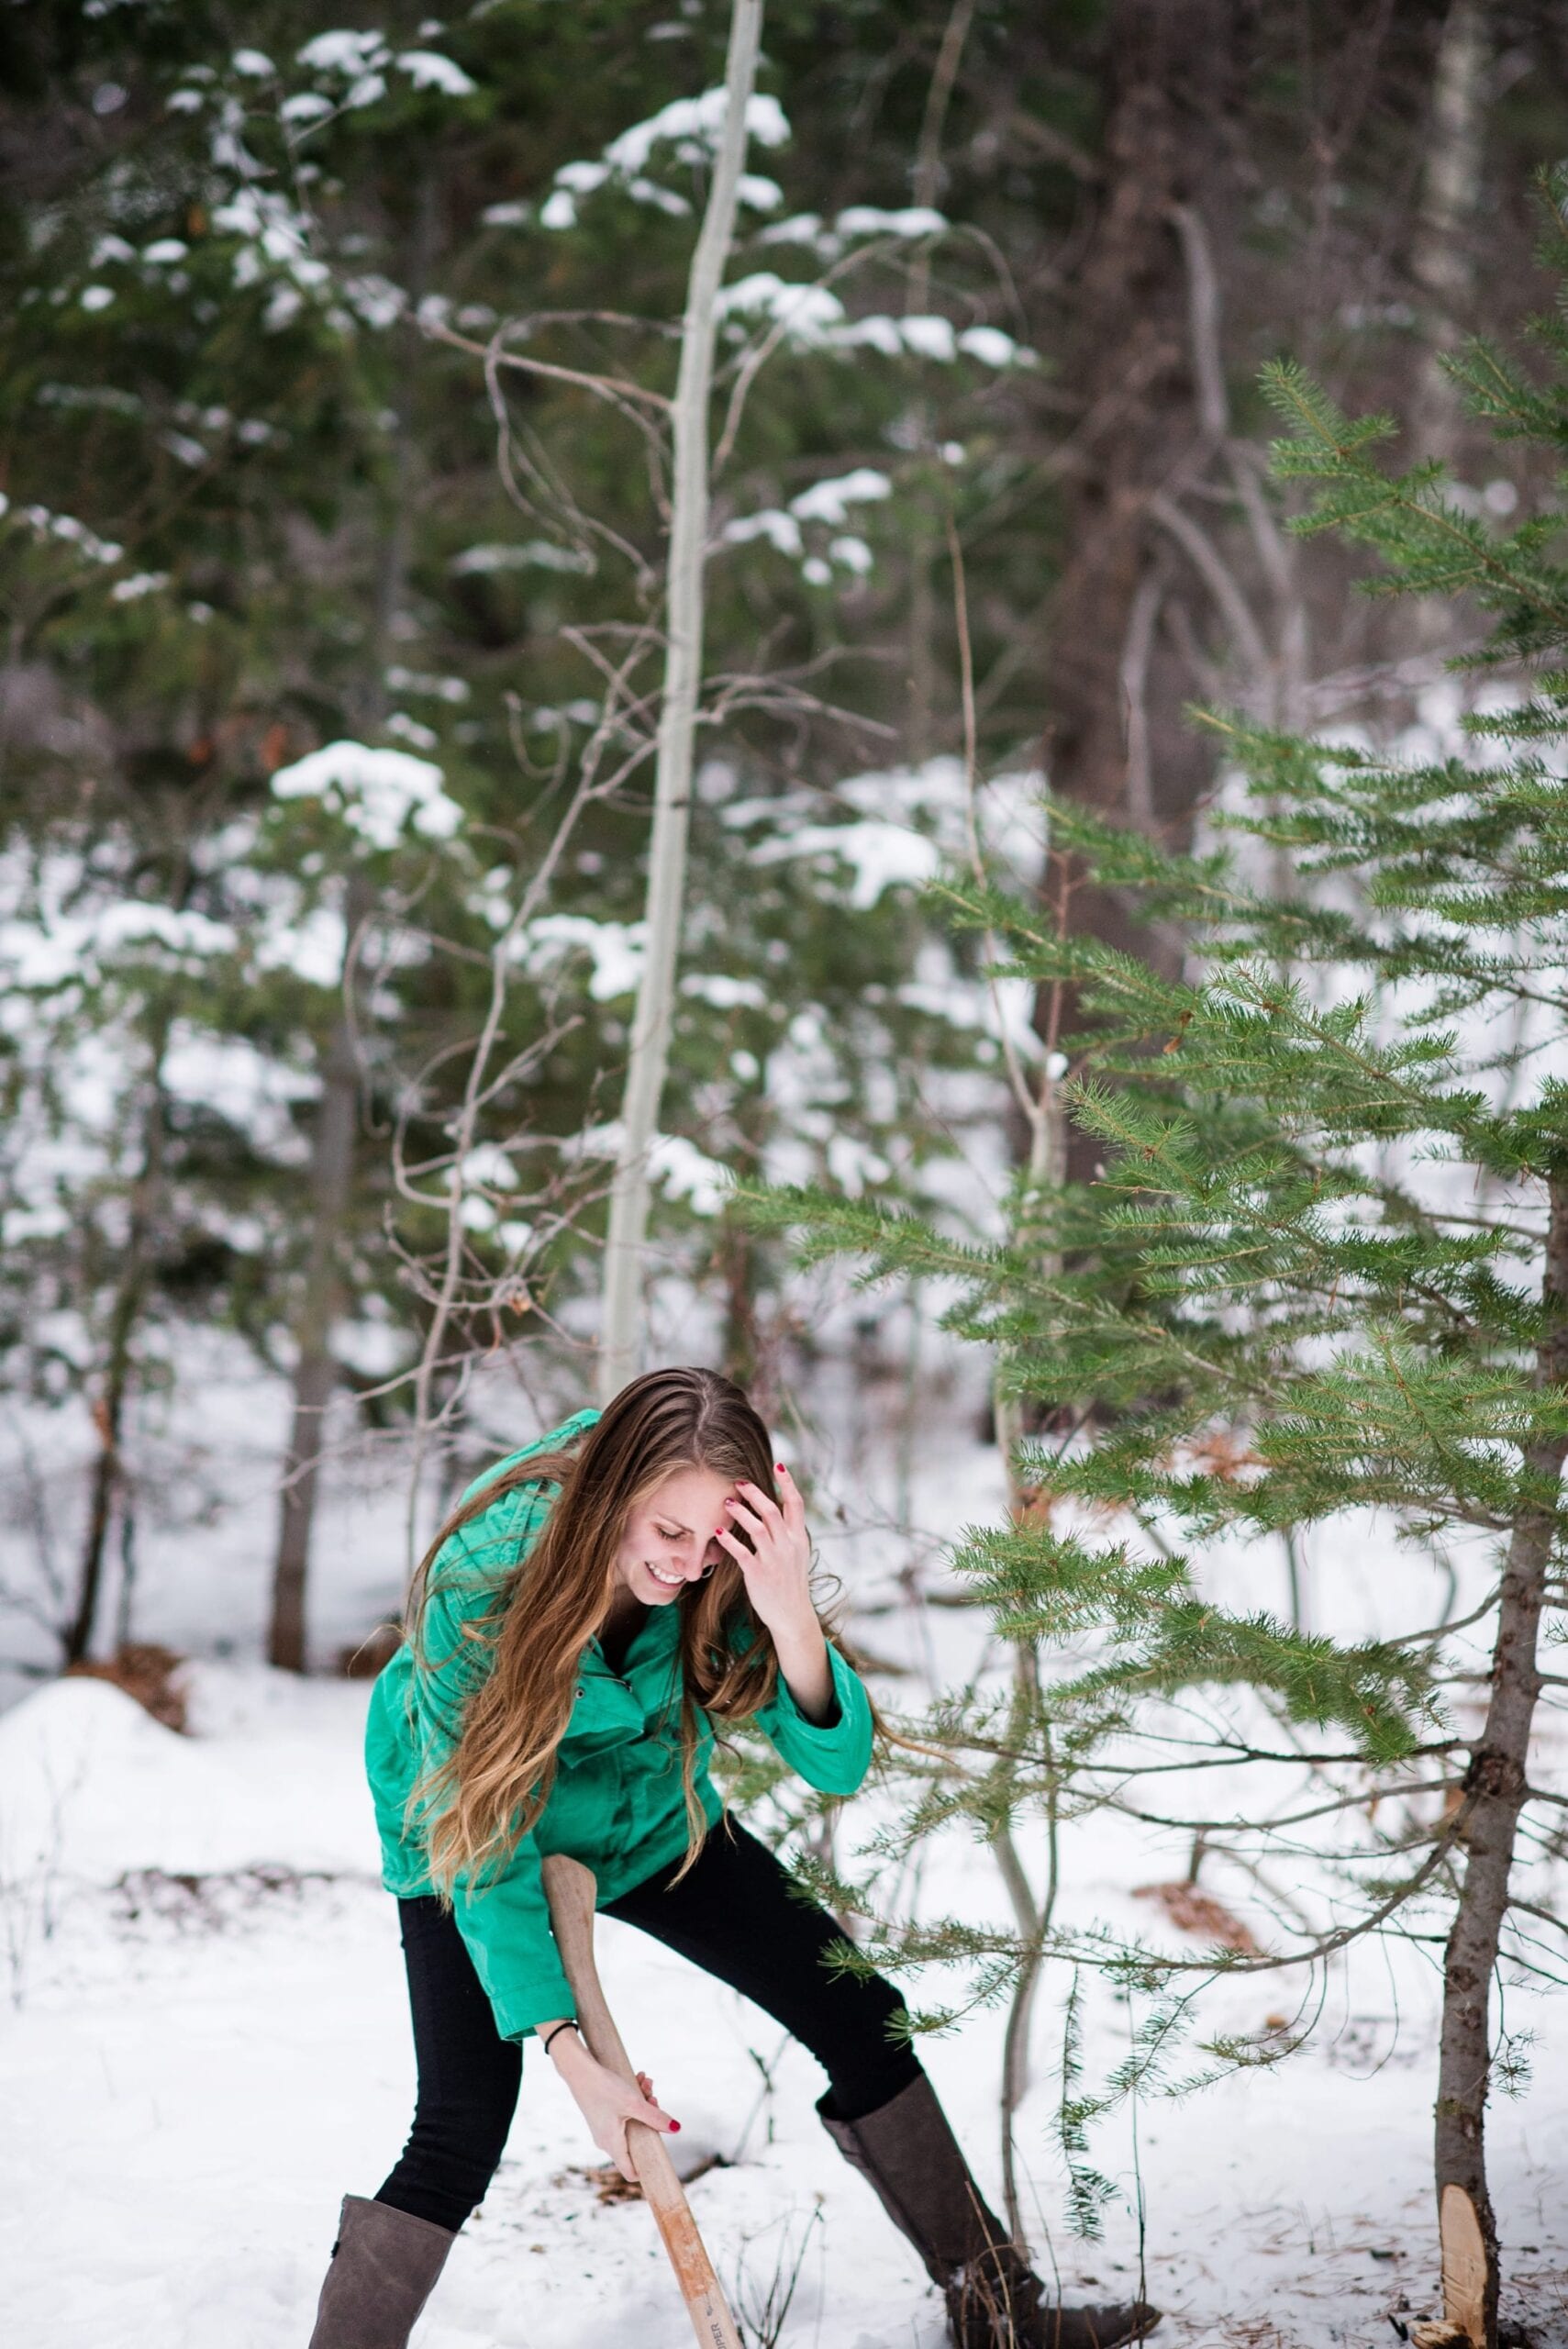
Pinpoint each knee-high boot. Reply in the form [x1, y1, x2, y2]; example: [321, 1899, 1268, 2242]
[819, 2073, 1160, 2349]
[307, 2195, 456, 2349]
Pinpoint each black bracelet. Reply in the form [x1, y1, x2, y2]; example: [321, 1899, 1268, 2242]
[541, 2020, 580, 2057]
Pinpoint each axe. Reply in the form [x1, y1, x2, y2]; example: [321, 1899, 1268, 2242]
[541, 1854, 743, 2349]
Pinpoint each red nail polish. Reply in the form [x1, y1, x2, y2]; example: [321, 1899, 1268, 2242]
[775, 1463, 786, 1473]
[670, 2120, 681, 2132]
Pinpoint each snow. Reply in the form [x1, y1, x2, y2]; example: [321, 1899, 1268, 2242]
[512, 914, 648, 1002]
[563, 1123, 730, 1216]
[253, 901, 348, 987]
[539, 92, 790, 231]
[738, 173, 784, 212]
[680, 972, 768, 1010]
[450, 541, 595, 576]
[756, 207, 947, 262]
[386, 710, 440, 751]
[462, 1143, 518, 1191]
[602, 90, 790, 177]
[270, 741, 463, 852]
[825, 1132, 891, 1194]
[397, 50, 477, 97]
[6, 672, 1568, 2338]
[648, 1134, 730, 1216]
[716, 273, 847, 335]
[958, 325, 1028, 368]
[0, 1674, 367, 1887]
[384, 664, 470, 704]
[342, 273, 408, 329]
[836, 205, 947, 240]
[161, 1027, 316, 1152]
[0, 897, 237, 986]
[721, 507, 805, 558]
[747, 818, 941, 907]
[710, 284, 1030, 370]
[757, 212, 829, 250]
[6, 498, 123, 565]
[110, 569, 170, 600]
[828, 535, 873, 575]
[900, 314, 957, 362]
[296, 30, 388, 75]
[721, 477, 888, 578]
[789, 469, 892, 527]
[5, 1397, 1568, 2349]
[214, 186, 331, 317]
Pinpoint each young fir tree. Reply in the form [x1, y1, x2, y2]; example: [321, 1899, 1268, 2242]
[741, 217, 1568, 2349]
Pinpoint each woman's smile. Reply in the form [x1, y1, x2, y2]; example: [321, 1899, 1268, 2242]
[615, 1464, 737, 1603]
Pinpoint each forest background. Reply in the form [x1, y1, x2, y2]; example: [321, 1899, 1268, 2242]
[6, 6, 1568, 2349]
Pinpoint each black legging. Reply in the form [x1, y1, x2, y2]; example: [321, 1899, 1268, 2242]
[376, 1814, 921, 2232]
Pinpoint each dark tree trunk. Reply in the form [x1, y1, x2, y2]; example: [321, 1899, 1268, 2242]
[1432, 1168, 1568, 2348]
[266, 229, 428, 1667]
[267, 884, 370, 1673]
[1031, 0, 1248, 1177]
[1404, 0, 1488, 666]
[66, 1063, 167, 1665]
[1409, 0, 1486, 474]
[717, 1086, 774, 1408]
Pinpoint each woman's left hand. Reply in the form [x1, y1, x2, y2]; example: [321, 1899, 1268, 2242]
[717, 1467, 813, 1635]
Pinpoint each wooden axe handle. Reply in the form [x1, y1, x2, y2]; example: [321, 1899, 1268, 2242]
[541, 1854, 743, 2349]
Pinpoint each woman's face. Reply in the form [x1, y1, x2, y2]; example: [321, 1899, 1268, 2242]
[613, 1464, 740, 1607]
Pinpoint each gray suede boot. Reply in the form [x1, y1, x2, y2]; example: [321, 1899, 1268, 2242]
[307, 2194, 456, 2348]
[819, 2074, 1160, 2349]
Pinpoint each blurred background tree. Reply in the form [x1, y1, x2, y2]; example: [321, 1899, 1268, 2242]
[4, 0, 1568, 1686]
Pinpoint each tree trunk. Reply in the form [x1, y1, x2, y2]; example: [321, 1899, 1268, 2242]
[1430, 1168, 1568, 2349]
[598, 0, 763, 1401]
[994, 1643, 1054, 2252]
[267, 228, 428, 1662]
[266, 897, 369, 1671]
[1402, 0, 1487, 670]
[1409, 0, 1486, 474]
[66, 1057, 168, 1665]
[1030, 0, 1245, 1178]
[900, 0, 976, 768]
[990, 1072, 1066, 2247]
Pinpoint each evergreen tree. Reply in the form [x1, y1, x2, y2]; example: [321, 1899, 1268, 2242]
[0, 2, 1013, 1658]
[741, 206, 1568, 2349]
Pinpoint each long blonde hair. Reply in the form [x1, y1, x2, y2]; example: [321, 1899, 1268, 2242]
[411, 1366, 797, 1893]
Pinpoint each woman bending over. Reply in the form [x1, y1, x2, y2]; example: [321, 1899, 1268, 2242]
[306, 1365, 1157, 2349]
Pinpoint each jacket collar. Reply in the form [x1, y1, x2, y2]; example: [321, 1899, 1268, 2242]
[584, 1598, 683, 1677]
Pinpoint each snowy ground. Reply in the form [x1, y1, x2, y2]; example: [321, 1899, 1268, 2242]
[5, 1330, 1568, 2347]
[4, 1656, 1567, 2349]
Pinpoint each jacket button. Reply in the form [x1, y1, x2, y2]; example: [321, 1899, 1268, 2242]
[575, 1687, 584, 1698]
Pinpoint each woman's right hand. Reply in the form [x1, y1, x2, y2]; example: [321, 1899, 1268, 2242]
[546, 2027, 680, 2182]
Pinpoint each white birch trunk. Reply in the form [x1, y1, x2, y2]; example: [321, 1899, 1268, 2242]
[1411, 0, 1486, 472]
[598, 0, 764, 1401]
[1407, 6, 1487, 664]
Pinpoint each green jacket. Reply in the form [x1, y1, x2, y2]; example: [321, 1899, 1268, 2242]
[364, 1408, 874, 2043]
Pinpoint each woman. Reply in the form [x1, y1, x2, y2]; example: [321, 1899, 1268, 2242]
[308, 1366, 1157, 2349]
